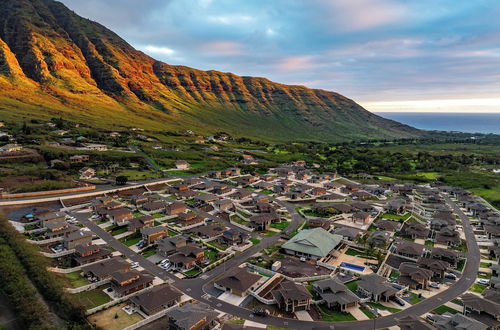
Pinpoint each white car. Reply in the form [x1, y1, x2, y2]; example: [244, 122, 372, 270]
[130, 262, 140, 269]
[429, 282, 440, 289]
[476, 279, 490, 285]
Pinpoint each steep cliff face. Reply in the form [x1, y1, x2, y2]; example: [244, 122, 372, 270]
[0, 0, 421, 141]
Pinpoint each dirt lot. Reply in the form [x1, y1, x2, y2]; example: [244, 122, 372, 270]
[88, 303, 143, 330]
[279, 256, 331, 277]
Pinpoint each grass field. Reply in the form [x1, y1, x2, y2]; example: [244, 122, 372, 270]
[316, 306, 356, 321]
[270, 221, 290, 230]
[380, 213, 411, 222]
[345, 281, 358, 292]
[470, 283, 487, 293]
[409, 293, 422, 304]
[118, 232, 142, 246]
[432, 305, 460, 315]
[367, 302, 401, 313]
[63, 271, 88, 288]
[360, 307, 376, 319]
[249, 238, 261, 245]
[88, 303, 143, 330]
[73, 287, 112, 309]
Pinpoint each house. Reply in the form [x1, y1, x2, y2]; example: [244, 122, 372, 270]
[431, 247, 460, 267]
[241, 154, 256, 165]
[249, 213, 278, 231]
[79, 167, 96, 180]
[375, 219, 402, 232]
[194, 194, 219, 205]
[398, 262, 433, 289]
[218, 230, 249, 246]
[169, 246, 205, 271]
[384, 199, 407, 214]
[131, 194, 149, 206]
[397, 315, 435, 330]
[357, 273, 399, 302]
[281, 228, 343, 260]
[69, 154, 90, 163]
[52, 129, 68, 136]
[351, 190, 374, 201]
[271, 281, 312, 312]
[402, 222, 430, 240]
[73, 244, 112, 266]
[45, 222, 78, 239]
[37, 211, 67, 226]
[317, 193, 346, 202]
[228, 189, 253, 200]
[461, 293, 500, 323]
[307, 218, 331, 230]
[82, 257, 131, 280]
[367, 230, 391, 247]
[214, 199, 234, 212]
[63, 230, 93, 249]
[157, 236, 187, 257]
[188, 224, 225, 239]
[393, 240, 425, 259]
[141, 226, 168, 244]
[108, 208, 134, 225]
[332, 226, 361, 241]
[330, 203, 355, 214]
[310, 187, 327, 196]
[166, 202, 187, 215]
[352, 212, 371, 224]
[110, 269, 154, 297]
[417, 257, 450, 279]
[174, 160, 189, 170]
[82, 143, 107, 151]
[435, 226, 461, 246]
[128, 215, 154, 233]
[313, 277, 360, 311]
[212, 184, 232, 195]
[351, 201, 375, 212]
[214, 268, 262, 296]
[176, 212, 204, 227]
[0, 144, 22, 153]
[142, 201, 168, 213]
[166, 302, 219, 330]
[130, 284, 183, 316]
[432, 312, 488, 330]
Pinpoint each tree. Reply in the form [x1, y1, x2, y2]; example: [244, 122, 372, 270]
[116, 175, 128, 186]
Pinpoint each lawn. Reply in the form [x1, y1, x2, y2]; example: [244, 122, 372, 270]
[381, 213, 411, 222]
[425, 240, 434, 246]
[345, 281, 358, 292]
[115, 170, 160, 180]
[389, 271, 400, 280]
[345, 248, 363, 256]
[118, 232, 142, 246]
[367, 302, 401, 313]
[236, 210, 250, 219]
[260, 189, 274, 195]
[95, 219, 109, 225]
[88, 303, 143, 330]
[204, 249, 219, 262]
[206, 241, 228, 251]
[133, 211, 143, 217]
[478, 273, 492, 279]
[64, 271, 88, 288]
[111, 226, 128, 236]
[480, 262, 491, 268]
[151, 213, 164, 219]
[456, 258, 466, 272]
[360, 307, 376, 319]
[141, 246, 156, 258]
[73, 287, 112, 309]
[433, 305, 460, 315]
[183, 268, 201, 277]
[470, 283, 487, 293]
[270, 221, 290, 230]
[249, 238, 261, 245]
[409, 292, 422, 304]
[316, 306, 356, 321]
[259, 230, 277, 237]
[230, 215, 250, 225]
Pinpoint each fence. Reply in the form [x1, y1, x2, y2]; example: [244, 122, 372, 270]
[42, 249, 75, 258]
[27, 236, 63, 245]
[65, 279, 111, 294]
[86, 285, 155, 315]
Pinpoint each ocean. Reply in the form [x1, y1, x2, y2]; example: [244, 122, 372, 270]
[375, 112, 500, 134]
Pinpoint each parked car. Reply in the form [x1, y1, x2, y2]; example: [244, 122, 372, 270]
[131, 262, 139, 269]
[477, 279, 490, 285]
[445, 273, 457, 280]
[426, 314, 436, 321]
[429, 282, 440, 289]
[252, 309, 268, 317]
[391, 296, 405, 306]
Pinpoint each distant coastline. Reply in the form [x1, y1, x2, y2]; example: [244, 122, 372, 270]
[375, 112, 500, 134]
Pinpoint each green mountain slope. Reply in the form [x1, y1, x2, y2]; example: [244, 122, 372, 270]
[0, 0, 421, 142]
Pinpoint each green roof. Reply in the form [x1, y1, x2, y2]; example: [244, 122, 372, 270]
[282, 228, 342, 257]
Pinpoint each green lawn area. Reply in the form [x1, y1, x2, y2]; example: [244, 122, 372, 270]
[456, 258, 466, 272]
[249, 237, 261, 245]
[270, 221, 290, 230]
[381, 213, 411, 222]
[389, 271, 400, 279]
[151, 213, 164, 219]
[478, 273, 492, 279]
[303, 209, 331, 218]
[73, 287, 112, 309]
[316, 306, 356, 321]
[183, 268, 201, 277]
[115, 170, 160, 180]
[230, 215, 250, 225]
[111, 226, 128, 236]
[133, 211, 143, 217]
[95, 219, 109, 225]
[451, 240, 468, 253]
[480, 262, 491, 268]
[236, 210, 250, 219]
[470, 283, 487, 293]
[64, 271, 88, 288]
[206, 241, 228, 251]
[425, 240, 434, 246]
[451, 299, 463, 306]
[367, 302, 401, 313]
[204, 249, 219, 262]
[345, 248, 363, 256]
[360, 307, 375, 319]
[433, 305, 460, 315]
[409, 293, 422, 304]
[260, 189, 274, 195]
[119, 232, 142, 246]
[141, 246, 156, 258]
[345, 281, 358, 292]
[259, 230, 277, 237]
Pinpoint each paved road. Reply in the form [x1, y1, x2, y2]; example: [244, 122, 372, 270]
[52, 185, 481, 328]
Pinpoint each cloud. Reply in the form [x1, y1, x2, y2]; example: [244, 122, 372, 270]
[201, 41, 245, 55]
[276, 56, 317, 73]
[207, 15, 254, 25]
[142, 45, 175, 56]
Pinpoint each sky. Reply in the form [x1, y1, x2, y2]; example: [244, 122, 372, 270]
[58, 0, 500, 113]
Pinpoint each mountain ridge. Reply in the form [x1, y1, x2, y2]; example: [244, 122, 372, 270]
[0, 0, 421, 141]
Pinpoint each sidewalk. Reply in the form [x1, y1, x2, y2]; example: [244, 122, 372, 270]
[348, 307, 370, 320]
